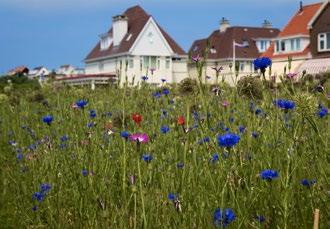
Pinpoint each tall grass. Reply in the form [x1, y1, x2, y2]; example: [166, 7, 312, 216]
[0, 78, 328, 228]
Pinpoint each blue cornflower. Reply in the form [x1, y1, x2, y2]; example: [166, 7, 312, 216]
[210, 153, 219, 163]
[161, 78, 167, 83]
[217, 133, 240, 148]
[260, 169, 279, 181]
[82, 169, 88, 177]
[214, 208, 236, 228]
[300, 179, 316, 187]
[198, 137, 210, 144]
[162, 88, 170, 95]
[76, 99, 88, 109]
[255, 215, 265, 223]
[274, 99, 295, 110]
[120, 131, 130, 139]
[8, 140, 17, 146]
[176, 162, 184, 169]
[252, 131, 259, 138]
[142, 154, 153, 163]
[32, 192, 44, 202]
[160, 125, 170, 134]
[87, 122, 94, 128]
[229, 117, 234, 123]
[16, 153, 23, 161]
[317, 106, 328, 118]
[253, 57, 272, 72]
[168, 193, 177, 201]
[238, 126, 246, 133]
[255, 108, 262, 115]
[28, 144, 37, 151]
[40, 183, 52, 194]
[89, 110, 97, 118]
[152, 92, 161, 98]
[141, 76, 148, 81]
[32, 205, 38, 211]
[42, 115, 53, 125]
[60, 135, 69, 142]
[169, 99, 174, 104]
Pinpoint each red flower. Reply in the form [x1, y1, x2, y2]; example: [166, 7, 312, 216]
[177, 116, 185, 126]
[132, 113, 143, 126]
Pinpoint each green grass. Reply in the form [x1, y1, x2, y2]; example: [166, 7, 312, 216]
[0, 81, 329, 228]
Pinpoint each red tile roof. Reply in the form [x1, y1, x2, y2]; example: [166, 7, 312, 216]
[261, 2, 322, 60]
[278, 3, 322, 37]
[189, 26, 280, 59]
[85, 5, 185, 61]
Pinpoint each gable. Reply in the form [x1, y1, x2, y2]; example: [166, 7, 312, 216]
[312, 3, 330, 29]
[130, 18, 173, 56]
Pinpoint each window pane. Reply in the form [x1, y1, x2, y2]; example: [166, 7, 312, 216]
[320, 41, 325, 50]
[150, 56, 157, 68]
[143, 56, 149, 68]
[296, 39, 300, 50]
[281, 41, 285, 51]
[291, 39, 295, 51]
[166, 60, 170, 69]
[327, 33, 330, 49]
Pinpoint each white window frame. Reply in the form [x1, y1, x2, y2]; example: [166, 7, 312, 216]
[141, 56, 158, 69]
[318, 32, 330, 52]
[129, 58, 134, 69]
[165, 57, 171, 69]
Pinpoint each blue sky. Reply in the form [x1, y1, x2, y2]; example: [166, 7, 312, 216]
[0, 0, 319, 74]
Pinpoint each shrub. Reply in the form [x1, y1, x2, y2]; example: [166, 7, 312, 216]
[237, 76, 263, 100]
[178, 78, 198, 95]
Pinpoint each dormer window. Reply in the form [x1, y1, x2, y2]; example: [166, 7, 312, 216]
[256, 40, 270, 52]
[100, 34, 112, 51]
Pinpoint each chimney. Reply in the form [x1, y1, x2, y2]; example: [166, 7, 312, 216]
[299, 1, 303, 12]
[262, 19, 272, 28]
[112, 14, 128, 46]
[220, 17, 230, 33]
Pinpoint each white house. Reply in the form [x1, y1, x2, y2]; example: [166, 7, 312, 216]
[56, 65, 76, 76]
[84, 5, 188, 86]
[28, 66, 50, 79]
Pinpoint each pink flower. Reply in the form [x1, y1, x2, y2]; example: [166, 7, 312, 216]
[286, 73, 297, 79]
[222, 100, 230, 108]
[192, 54, 200, 62]
[129, 133, 149, 143]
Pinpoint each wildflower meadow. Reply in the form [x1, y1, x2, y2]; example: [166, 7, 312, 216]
[0, 60, 329, 228]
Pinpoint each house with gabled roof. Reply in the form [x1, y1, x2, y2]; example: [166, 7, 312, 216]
[28, 66, 50, 79]
[7, 66, 29, 76]
[262, 2, 324, 76]
[84, 5, 188, 86]
[189, 18, 279, 85]
[297, 0, 330, 74]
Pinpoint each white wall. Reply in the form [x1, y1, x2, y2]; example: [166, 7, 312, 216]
[130, 18, 173, 57]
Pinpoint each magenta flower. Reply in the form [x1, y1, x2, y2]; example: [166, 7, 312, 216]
[192, 54, 200, 62]
[222, 100, 230, 108]
[129, 133, 149, 143]
[286, 73, 297, 79]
